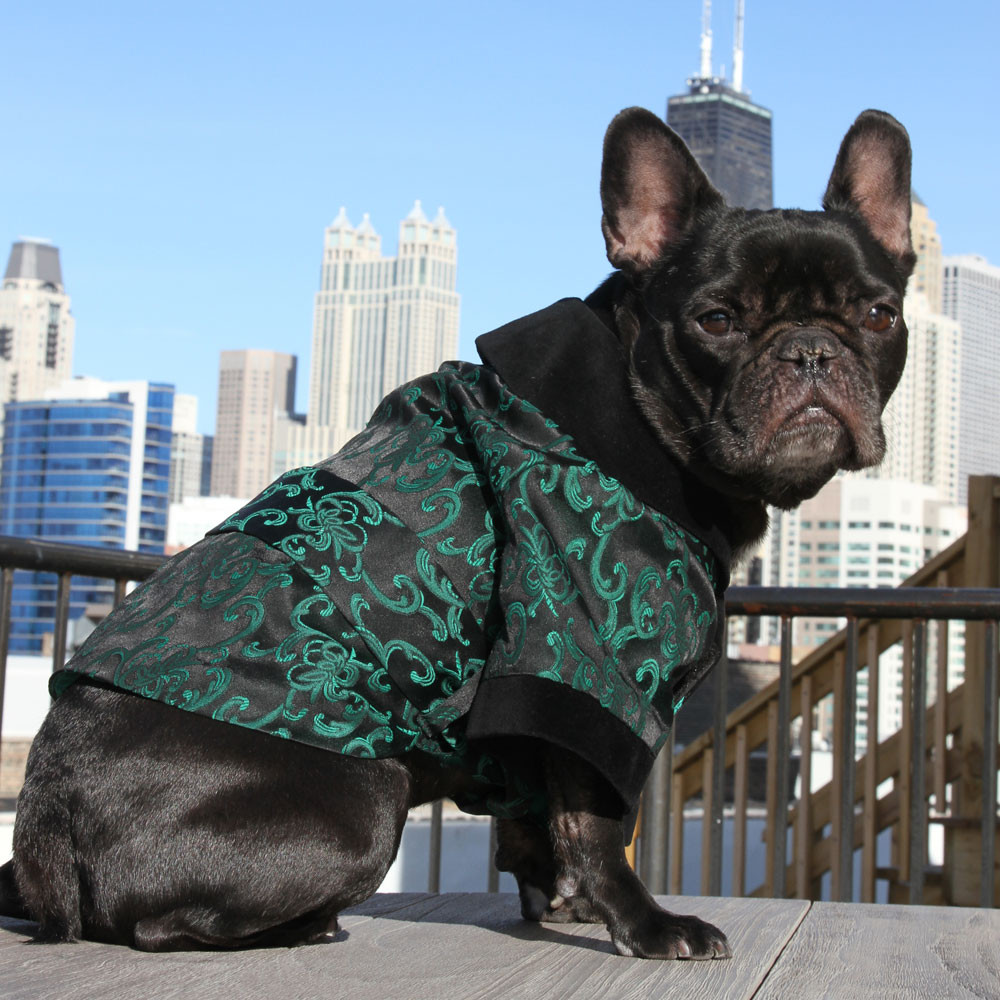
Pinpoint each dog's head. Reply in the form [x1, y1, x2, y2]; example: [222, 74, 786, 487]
[599, 107, 914, 511]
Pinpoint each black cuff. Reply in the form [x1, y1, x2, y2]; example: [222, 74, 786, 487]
[465, 673, 655, 812]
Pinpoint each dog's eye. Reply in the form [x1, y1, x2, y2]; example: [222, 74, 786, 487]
[864, 305, 897, 333]
[697, 311, 734, 335]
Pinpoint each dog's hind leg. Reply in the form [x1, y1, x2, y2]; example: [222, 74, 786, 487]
[13, 684, 412, 950]
[131, 899, 343, 951]
[10, 716, 84, 941]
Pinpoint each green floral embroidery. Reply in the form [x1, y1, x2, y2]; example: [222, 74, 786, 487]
[55, 359, 721, 819]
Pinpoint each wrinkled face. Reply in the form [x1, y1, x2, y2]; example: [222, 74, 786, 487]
[600, 107, 914, 510]
[633, 209, 908, 508]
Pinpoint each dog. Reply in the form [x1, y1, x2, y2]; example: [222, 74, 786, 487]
[0, 107, 913, 957]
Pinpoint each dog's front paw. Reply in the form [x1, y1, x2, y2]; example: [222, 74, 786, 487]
[611, 909, 731, 960]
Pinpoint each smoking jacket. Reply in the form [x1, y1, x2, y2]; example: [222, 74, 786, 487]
[53, 299, 733, 821]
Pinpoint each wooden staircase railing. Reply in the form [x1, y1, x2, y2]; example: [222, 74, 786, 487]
[635, 476, 1000, 907]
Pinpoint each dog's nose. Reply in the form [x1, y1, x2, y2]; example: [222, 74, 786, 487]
[775, 328, 842, 376]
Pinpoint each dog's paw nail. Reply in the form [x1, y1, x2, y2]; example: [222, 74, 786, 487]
[675, 939, 692, 958]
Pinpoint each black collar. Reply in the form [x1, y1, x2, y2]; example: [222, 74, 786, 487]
[476, 298, 734, 589]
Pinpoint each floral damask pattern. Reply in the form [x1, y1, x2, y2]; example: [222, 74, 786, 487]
[55, 358, 722, 817]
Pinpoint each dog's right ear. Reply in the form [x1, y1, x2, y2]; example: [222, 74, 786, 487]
[601, 107, 724, 275]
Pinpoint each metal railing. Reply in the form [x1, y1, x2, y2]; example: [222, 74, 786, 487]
[1, 505, 999, 905]
[634, 587, 1000, 909]
[0, 536, 166, 758]
[629, 477, 1000, 910]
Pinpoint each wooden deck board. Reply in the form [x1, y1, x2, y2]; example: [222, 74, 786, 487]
[339, 894, 809, 1000]
[754, 900, 1000, 999]
[1, 893, 995, 999]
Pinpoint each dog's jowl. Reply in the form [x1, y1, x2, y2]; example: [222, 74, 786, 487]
[0, 108, 913, 956]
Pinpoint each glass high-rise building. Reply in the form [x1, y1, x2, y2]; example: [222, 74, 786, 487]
[0, 378, 174, 652]
[667, 77, 773, 210]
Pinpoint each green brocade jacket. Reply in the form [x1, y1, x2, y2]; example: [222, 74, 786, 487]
[54, 299, 733, 820]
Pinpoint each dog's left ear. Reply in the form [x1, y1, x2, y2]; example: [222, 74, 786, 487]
[823, 110, 916, 275]
[601, 107, 724, 275]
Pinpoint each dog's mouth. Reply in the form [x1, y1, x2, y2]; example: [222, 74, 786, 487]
[745, 379, 850, 445]
[705, 374, 886, 508]
[765, 400, 853, 465]
[776, 400, 845, 440]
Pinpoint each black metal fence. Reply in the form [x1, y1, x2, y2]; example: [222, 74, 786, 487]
[0, 537, 997, 903]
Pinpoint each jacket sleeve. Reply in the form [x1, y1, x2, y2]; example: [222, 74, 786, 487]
[462, 443, 721, 814]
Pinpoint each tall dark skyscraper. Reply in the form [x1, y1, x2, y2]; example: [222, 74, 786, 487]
[666, 2, 773, 210]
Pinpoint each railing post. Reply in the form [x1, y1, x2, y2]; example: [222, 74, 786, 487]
[0, 567, 12, 775]
[909, 620, 928, 904]
[771, 616, 792, 898]
[487, 816, 500, 893]
[983, 620, 998, 908]
[946, 476, 1000, 906]
[709, 644, 727, 896]
[51, 572, 72, 672]
[835, 620, 859, 901]
[428, 799, 443, 893]
[641, 734, 672, 894]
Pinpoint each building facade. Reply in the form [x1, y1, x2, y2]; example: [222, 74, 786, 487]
[942, 254, 1000, 503]
[307, 202, 460, 452]
[910, 195, 943, 313]
[873, 289, 961, 504]
[0, 239, 75, 410]
[168, 392, 213, 504]
[0, 377, 173, 652]
[666, 78, 773, 210]
[210, 349, 296, 498]
[794, 476, 965, 743]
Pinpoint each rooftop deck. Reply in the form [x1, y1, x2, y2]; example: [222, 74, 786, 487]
[2, 892, 998, 999]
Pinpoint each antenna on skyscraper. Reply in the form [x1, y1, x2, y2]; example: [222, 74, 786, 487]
[700, 0, 713, 78]
[732, 0, 746, 92]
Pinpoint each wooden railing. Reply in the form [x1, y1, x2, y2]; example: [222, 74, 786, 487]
[2, 481, 999, 904]
[633, 476, 1000, 908]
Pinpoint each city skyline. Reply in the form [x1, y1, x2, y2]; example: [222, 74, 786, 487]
[3, 1, 999, 435]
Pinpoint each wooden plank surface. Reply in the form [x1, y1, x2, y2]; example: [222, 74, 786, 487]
[0, 893, 808, 1000]
[753, 900, 1000, 999]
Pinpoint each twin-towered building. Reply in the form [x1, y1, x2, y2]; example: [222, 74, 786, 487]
[213, 201, 461, 498]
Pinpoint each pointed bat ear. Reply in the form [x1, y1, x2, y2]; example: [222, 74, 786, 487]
[823, 110, 916, 276]
[600, 107, 724, 275]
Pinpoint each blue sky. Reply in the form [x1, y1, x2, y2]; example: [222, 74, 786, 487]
[5, 1, 999, 434]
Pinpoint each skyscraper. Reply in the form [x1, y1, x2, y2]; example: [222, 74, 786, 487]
[307, 202, 459, 451]
[942, 254, 1000, 504]
[874, 290, 961, 504]
[210, 349, 296, 497]
[910, 194, 943, 312]
[0, 377, 174, 652]
[168, 393, 213, 503]
[666, 1, 773, 209]
[0, 239, 75, 408]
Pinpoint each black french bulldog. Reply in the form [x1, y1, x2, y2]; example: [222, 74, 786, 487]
[0, 107, 913, 957]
